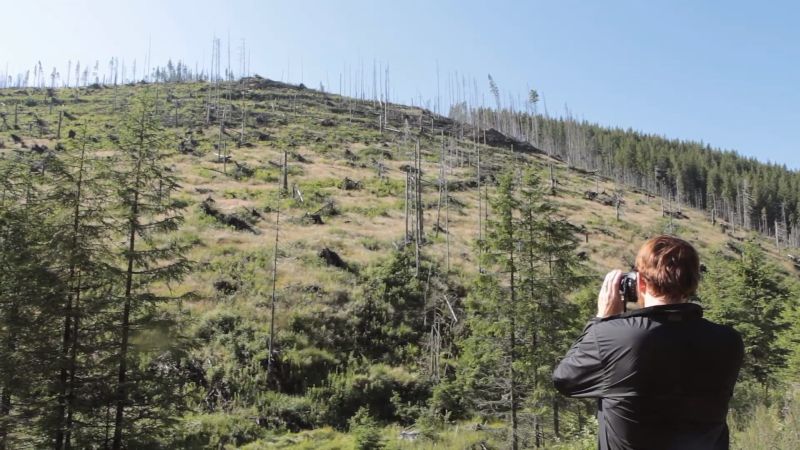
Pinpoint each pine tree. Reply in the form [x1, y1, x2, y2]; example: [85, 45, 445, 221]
[109, 91, 190, 449]
[702, 240, 789, 389]
[779, 279, 800, 383]
[460, 169, 586, 448]
[514, 171, 585, 442]
[46, 126, 116, 450]
[0, 152, 64, 448]
[461, 171, 521, 448]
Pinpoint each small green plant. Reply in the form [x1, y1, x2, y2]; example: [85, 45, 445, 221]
[360, 236, 383, 251]
[349, 407, 384, 450]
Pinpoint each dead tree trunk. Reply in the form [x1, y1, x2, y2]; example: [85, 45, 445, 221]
[267, 211, 280, 375]
[239, 100, 246, 146]
[476, 136, 482, 272]
[416, 139, 424, 241]
[435, 133, 445, 237]
[217, 108, 226, 167]
[445, 157, 450, 272]
[57, 110, 63, 139]
[414, 139, 422, 276]
[405, 171, 410, 243]
[711, 193, 717, 226]
[281, 151, 288, 194]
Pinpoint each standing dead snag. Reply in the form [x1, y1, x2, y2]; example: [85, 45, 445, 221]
[414, 138, 423, 276]
[416, 139, 424, 240]
[217, 107, 227, 173]
[405, 170, 410, 243]
[445, 145, 450, 273]
[239, 98, 247, 147]
[435, 132, 445, 237]
[267, 211, 280, 376]
[57, 110, 63, 139]
[282, 150, 289, 194]
[476, 134, 482, 273]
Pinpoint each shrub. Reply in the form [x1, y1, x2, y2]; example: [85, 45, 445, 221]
[255, 392, 317, 432]
[308, 363, 430, 429]
[730, 387, 800, 450]
[281, 346, 339, 393]
[176, 411, 265, 449]
[429, 378, 470, 420]
[349, 407, 384, 450]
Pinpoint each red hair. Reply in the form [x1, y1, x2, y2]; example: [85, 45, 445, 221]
[635, 235, 700, 301]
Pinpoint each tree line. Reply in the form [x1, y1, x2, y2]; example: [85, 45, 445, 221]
[460, 94, 800, 250]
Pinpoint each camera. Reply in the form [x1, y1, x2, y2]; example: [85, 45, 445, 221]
[619, 271, 638, 307]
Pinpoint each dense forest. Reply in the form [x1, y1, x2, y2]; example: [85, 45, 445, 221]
[455, 94, 800, 249]
[0, 66, 799, 449]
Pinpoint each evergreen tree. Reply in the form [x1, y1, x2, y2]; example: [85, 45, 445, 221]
[779, 280, 800, 383]
[109, 91, 191, 449]
[460, 170, 585, 448]
[517, 170, 585, 439]
[461, 171, 521, 448]
[47, 125, 117, 450]
[0, 151, 64, 448]
[702, 240, 789, 389]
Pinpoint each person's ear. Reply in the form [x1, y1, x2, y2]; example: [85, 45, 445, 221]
[637, 273, 647, 296]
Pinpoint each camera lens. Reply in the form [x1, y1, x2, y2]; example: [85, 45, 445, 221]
[619, 272, 638, 304]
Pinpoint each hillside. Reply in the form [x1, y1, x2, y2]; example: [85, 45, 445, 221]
[1, 78, 799, 449]
[3, 79, 793, 282]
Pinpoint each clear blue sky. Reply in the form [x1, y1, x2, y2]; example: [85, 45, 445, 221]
[3, 0, 799, 169]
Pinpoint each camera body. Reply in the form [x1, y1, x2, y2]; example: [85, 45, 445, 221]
[619, 271, 638, 309]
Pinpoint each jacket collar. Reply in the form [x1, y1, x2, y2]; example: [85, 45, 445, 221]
[609, 302, 704, 321]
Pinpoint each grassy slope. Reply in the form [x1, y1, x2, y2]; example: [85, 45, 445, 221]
[1, 79, 796, 448]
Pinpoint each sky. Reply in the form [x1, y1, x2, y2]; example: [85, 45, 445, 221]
[2, 0, 799, 169]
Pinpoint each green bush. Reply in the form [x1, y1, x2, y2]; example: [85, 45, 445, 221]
[281, 346, 339, 393]
[308, 363, 430, 429]
[429, 378, 470, 420]
[176, 411, 265, 449]
[255, 392, 317, 432]
[350, 249, 427, 364]
[349, 407, 384, 450]
[730, 387, 800, 450]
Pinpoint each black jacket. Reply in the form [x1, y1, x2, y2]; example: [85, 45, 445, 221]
[553, 303, 743, 450]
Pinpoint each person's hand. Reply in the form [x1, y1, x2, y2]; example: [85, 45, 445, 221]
[597, 270, 624, 318]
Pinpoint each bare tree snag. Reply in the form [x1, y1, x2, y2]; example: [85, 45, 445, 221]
[405, 171, 410, 243]
[267, 211, 280, 375]
[57, 110, 63, 139]
[477, 135, 482, 273]
[282, 151, 288, 194]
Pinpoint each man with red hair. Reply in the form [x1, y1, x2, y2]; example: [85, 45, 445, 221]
[553, 235, 743, 450]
